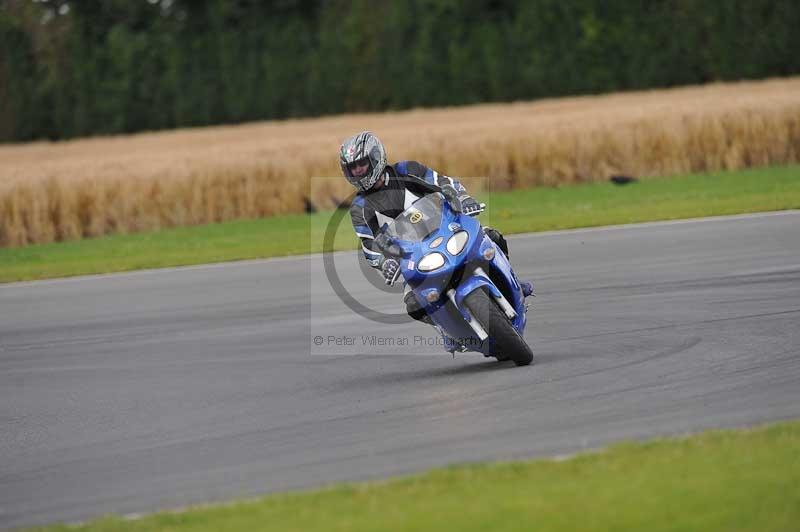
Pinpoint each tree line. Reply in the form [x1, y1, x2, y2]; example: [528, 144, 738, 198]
[1, 0, 798, 142]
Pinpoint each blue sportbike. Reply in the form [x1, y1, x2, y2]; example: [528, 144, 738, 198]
[375, 192, 534, 366]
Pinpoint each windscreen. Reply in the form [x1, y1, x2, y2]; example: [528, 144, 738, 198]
[381, 193, 443, 243]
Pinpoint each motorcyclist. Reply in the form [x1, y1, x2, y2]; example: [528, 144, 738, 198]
[340, 131, 526, 325]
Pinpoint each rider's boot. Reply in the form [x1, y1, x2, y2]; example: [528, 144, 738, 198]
[520, 281, 534, 298]
[423, 317, 467, 353]
[432, 324, 468, 354]
[406, 292, 468, 354]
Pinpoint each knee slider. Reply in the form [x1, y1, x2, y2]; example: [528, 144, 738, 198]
[404, 291, 427, 320]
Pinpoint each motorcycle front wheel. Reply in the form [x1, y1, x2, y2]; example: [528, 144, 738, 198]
[464, 287, 534, 366]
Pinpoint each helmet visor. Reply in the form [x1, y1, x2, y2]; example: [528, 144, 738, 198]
[346, 157, 372, 178]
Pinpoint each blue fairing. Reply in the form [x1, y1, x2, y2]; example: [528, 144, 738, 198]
[392, 195, 528, 356]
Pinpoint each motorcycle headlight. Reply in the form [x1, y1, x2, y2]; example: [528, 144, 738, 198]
[446, 231, 469, 255]
[417, 252, 446, 272]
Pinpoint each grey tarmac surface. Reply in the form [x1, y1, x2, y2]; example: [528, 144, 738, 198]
[1, 211, 799, 529]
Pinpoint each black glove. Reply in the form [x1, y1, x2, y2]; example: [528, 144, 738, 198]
[381, 257, 401, 286]
[442, 185, 484, 216]
[441, 184, 460, 206]
[460, 195, 484, 216]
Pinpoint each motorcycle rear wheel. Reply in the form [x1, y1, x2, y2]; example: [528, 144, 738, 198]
[463, 288, 534, 366]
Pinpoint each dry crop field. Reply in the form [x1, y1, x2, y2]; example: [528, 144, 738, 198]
[1, 77, 799, 247]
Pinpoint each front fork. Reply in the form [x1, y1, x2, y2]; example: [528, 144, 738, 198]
[447, 266, 518, 341]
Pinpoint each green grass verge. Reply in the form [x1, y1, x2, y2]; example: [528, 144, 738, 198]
[2, 165, 799, 283]
[27, 421, 800, 532]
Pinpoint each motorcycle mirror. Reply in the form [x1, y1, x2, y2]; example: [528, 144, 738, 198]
[375, 233, 408, 259]
[374, 232, 392, 251]
[386, 243, 405, 258]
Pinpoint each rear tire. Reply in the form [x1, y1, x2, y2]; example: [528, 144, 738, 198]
[463, 288, 533, 366]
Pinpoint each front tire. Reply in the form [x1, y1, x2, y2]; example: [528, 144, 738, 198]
[463, 288, 533, 366]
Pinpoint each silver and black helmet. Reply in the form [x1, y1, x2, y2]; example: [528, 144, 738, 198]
[339, 131, 387, 191]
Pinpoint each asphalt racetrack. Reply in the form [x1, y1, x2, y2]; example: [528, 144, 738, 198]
[2, 212, 799, 529]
